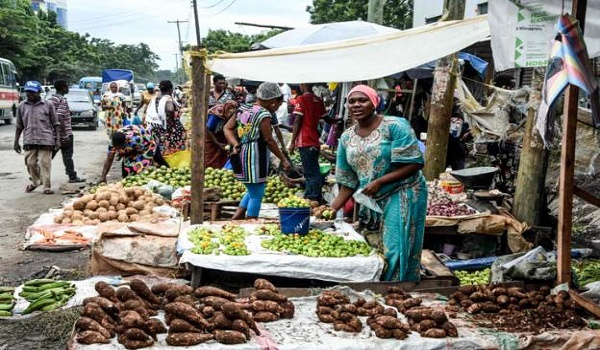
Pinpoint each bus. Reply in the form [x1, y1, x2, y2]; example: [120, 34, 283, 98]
[79, 76, 102, 105]
[0, 58, 18, 124]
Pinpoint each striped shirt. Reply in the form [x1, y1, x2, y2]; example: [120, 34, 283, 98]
[48, 93, 72, 139]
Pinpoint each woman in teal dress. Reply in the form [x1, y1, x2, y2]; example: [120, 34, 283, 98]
[330, 85, 427, 281]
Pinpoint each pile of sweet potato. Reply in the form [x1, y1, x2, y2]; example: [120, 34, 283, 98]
[366, 308, 410, 340]
[76, 280, 167, 349]
[249, 278, 294, 322]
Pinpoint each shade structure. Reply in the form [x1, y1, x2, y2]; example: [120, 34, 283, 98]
[254, 20, 400, 49]
[209, 16, 491, 84]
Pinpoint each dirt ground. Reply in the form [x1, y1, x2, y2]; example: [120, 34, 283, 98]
[0, 121, 121, 349]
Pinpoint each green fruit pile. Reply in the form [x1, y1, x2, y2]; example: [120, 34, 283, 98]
[277, 196, 311, 208]
[204, 167, 246, 201]
[122, 165, 191, 188]
[454, 268, 490, 285]
[261, 229, 373, 257]
[264, 176, 297, 203]
[574, 259, 600, 286]
[189, 227, 220, 255]
[188, 226, 249, 256]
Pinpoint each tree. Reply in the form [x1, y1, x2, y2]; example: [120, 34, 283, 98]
[307, 0, 413, 29]
[202, 29, 284, 54]
[0, 0, 161, 83]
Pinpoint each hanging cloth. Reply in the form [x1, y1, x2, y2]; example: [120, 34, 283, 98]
[536, 15, 600, 147]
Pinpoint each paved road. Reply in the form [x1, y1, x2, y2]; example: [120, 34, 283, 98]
[0, 120, 119, 283]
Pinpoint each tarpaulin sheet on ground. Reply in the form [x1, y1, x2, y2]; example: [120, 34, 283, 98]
[68, 286, 590, 349]
[208, 16, 490, 83]
[178, 223, 385, 283]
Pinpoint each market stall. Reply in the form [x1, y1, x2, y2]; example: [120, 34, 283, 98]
[177, 222, 385, 286]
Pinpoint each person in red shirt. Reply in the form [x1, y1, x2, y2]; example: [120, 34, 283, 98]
[289, 83, 338, 203]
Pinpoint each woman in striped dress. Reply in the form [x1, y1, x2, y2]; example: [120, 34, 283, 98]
[224, 82, 292, 220]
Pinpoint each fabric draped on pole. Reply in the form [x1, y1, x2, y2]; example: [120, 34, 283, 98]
[536, 15, 600, 147]
[208, 16, 491, 84]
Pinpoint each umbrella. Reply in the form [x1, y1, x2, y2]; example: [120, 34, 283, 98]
[252, 20, 400, 50]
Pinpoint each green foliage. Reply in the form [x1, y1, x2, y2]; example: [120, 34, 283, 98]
[202, 28, 284, 54]
[0, 0, 160, 83]
[306, 0, 414, 30]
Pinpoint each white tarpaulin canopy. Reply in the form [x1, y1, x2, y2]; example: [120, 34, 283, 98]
[208, 16, 491, 84]
[255, 20, 400, 49]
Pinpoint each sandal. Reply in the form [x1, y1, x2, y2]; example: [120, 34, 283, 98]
[25, 184, 39, 193]
[43, 189, 54, 195]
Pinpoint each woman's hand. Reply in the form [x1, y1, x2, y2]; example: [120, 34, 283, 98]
[230, 144, 241, 156]
[362, 179, 382, 196]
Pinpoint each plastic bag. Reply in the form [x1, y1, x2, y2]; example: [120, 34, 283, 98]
[164, 150, 191, 169]
[132, 114, 142, 126]
[353, 189, 382, 214]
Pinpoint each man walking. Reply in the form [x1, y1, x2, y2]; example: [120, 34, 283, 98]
[289, 83, 335, 203]
[13, 81, 61, 194]
[48, 80, 85, 183]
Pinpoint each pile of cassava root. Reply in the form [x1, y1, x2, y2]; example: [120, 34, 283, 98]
[315, 287, 457, 340]
[446, 284, 587, 333]
[75, 278, 294, 348]
[56, 184, 167, 225]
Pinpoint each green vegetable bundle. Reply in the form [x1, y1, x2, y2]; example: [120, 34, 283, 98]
[19, 279, 76, 314]
[574, 259, 600, 286]
[0, 286, 16, 317]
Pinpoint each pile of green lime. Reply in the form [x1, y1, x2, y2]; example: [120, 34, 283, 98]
[257, 224, 281, 236]
[277, 196, 311, 208]
[261, 229, 373, 257]
[189, 227, 219, 255]
[264, 176, 297, 203]
[204, 167, 246, 201]
[454, 269, 490, 285]
[188, 225, 250, 256]
[121, 166, 191, 188]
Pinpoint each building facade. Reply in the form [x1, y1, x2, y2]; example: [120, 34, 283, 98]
[31, 0, 67, 29]
[413, 0, 488, 27]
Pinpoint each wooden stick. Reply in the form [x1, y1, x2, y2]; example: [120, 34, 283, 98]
[569, 290, 600, 319]
[574, 186, 600, 208]
[557, 0, 587, 285]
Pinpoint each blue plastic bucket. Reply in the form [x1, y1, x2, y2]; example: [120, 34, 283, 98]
[279, 207, 311, 235]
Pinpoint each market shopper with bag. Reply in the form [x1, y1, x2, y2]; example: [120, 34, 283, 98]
[146, 80, 187, 156]
[14, 81, 62, 195]
[330, 85, 427, 282]
[224, 82, 292, 220]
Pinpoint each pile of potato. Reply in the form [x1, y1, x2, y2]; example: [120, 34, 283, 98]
[76, 280, 167, 348]
[249, 279, 295, 322]
[385, 287, 458, 339]
[55, 184, 167, 225]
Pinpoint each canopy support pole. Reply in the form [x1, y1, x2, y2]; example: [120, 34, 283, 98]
[557, 0, 587, 285]
[190, 48, 209, 224]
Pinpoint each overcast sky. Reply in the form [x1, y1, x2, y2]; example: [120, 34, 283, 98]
[68, 0, 313, 70]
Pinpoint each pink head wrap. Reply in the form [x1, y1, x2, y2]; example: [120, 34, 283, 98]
[348, 84, 379, 108]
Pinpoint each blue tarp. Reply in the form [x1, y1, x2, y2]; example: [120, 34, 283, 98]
[396, 52, 489, 80]
[101, 69, 134, 83]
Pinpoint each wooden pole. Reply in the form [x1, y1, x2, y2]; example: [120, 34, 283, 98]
[557, 0, 587, 285]
[190, 47, 208, 224]
[512, 68, 548, 226]
[423, 0, 465, 180]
